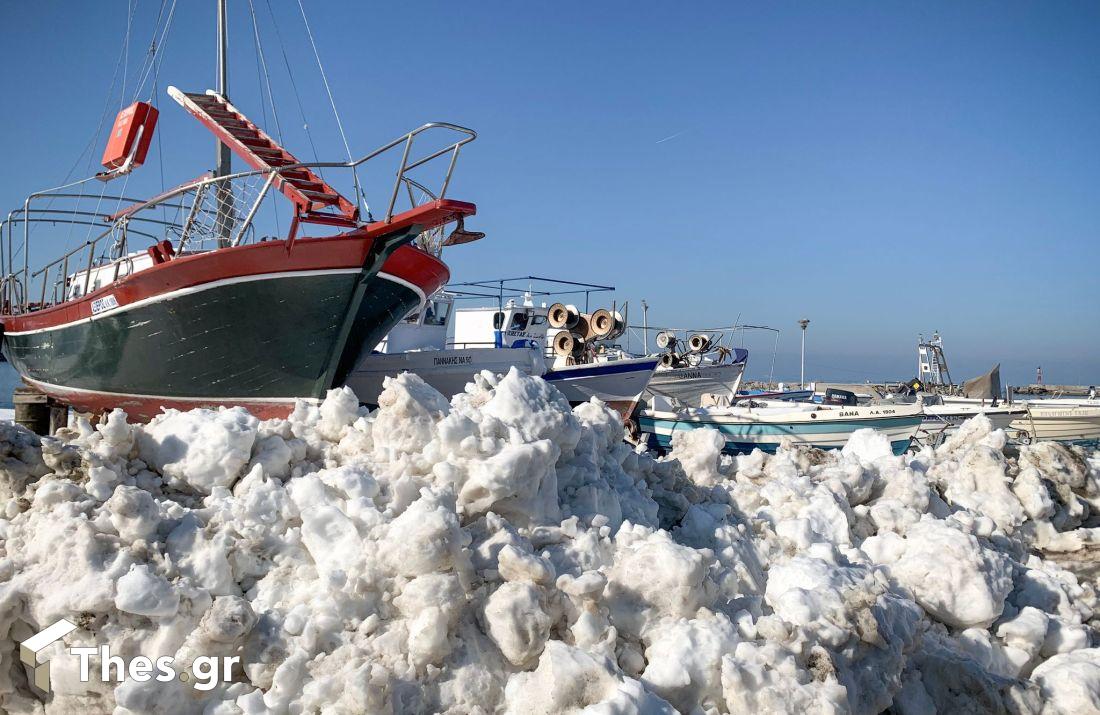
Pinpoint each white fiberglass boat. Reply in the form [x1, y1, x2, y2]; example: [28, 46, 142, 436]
[914, 341, 1100, 446]
[347, 292, 544, 404]
[921, 402, 1028, 431]
[647, 360, 746, 406]
[639, 400, 923, 455]
[642, 327, 749, 407]
[1008, 404, 1100, 446]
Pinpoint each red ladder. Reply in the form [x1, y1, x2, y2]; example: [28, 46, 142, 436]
[168, 87, 359, 228]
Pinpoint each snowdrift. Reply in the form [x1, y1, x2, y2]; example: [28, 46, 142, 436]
[0, 368, 1099, 714]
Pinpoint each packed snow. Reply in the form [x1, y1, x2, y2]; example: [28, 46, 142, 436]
[0, 368, 1099, 713]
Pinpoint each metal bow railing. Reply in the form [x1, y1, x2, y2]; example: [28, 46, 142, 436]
[0, 122, 476, 315]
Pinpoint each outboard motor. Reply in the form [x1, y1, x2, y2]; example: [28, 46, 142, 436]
[823, 388, 859, 406]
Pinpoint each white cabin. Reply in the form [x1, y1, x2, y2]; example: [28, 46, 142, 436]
[67, 250, 155, 300]
[377, 292, 454, 353]
[452, 294, 552, 351]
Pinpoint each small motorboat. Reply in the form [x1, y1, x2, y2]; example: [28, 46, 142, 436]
[914, 344, 1100, 446]
[639, 399, 924, 455]
[1009, 405, 1100, 446]
[643, 328, 749, 407]
[345, 292, 545, 404]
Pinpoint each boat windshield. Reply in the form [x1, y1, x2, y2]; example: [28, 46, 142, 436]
[424, 299, 451, 327]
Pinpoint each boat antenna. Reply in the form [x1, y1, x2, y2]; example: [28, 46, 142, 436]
[214, 0, 235, 245]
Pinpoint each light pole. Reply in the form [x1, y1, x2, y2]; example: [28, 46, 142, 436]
[641, 300, 649, 355]
[798, 319, 810, 389]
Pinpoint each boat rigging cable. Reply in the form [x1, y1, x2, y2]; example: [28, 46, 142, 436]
[247, 0, 285, 143]
[295, 0, 369, 218]
[37, 1, 139, 265]
[131, 0, 179, 229]
[247, 0, 285, 236]
[262, 0, 324, 176]
[119, 0, 135, 111]
[78, 0, 142, 259]
[103, 0, 180, 255]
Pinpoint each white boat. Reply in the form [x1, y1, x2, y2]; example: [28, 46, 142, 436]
[641, 327, 749, 407]
[913, 337, 1100, 446]
[450, 278, 658, 420]
[346, 292, 545, 404]
[545, 354, 660, 416]
[639, 400, 924, 455]
[1009, 404, 1100, 446]
[921, 401, 1028, 431]
[647, 359, 746, 406]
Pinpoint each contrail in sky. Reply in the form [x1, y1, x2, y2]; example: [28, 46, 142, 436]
[655, 130, 687, 144]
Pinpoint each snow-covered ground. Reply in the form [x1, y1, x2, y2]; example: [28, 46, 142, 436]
[1, 368, 1099, 713]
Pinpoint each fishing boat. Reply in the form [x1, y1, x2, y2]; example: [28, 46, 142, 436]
[915, 335, 1100, 445]
[450, 277, 658, 420]
[639, 399, 924, 455]
[345, 291, 545, 404]
[898, 363, 1028, 444]
[641, 328, 749, 407]
[0, 3, 479, 420]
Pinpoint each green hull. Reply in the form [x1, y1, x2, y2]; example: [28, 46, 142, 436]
[2, 271, 418, 403]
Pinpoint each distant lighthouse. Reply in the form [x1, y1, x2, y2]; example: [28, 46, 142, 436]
[1037, 366, 1043, 385]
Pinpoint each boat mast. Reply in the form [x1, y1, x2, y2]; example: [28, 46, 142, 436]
[214, 0, 234, 246]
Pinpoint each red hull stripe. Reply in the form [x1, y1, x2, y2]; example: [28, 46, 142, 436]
[22, 376, 308, 421]
[1, 199, 469, 334]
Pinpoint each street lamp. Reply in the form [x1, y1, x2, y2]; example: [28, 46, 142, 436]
[798, 319, 810, 389]
[641, 300, 649, 354]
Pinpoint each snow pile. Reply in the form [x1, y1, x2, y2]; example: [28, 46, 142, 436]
[0, 374, 1099, 713]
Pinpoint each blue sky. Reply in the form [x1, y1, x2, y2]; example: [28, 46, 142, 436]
[1, 1, 1097, 385]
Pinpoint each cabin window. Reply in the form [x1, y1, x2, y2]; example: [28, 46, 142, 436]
[531, 315, 547, 326]
[493, 312, 505, 329]
[510, 313, 529, 331]
[424, 300, 451, 326]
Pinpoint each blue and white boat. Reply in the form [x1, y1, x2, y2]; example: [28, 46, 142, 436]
[450, 278, 658, 420]
[639, 400, 923, 455]
[544, 354, 660, 417]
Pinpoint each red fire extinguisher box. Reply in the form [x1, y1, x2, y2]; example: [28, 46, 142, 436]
[101, 101, 159, 170]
